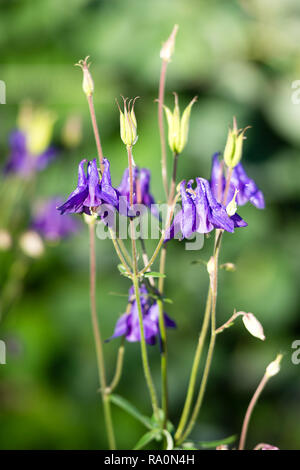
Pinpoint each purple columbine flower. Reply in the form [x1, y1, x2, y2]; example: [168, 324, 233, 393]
[33, 198, 80, 242]
[107, 284, 176, 345]
[117, 166, 158, 217]
[57, 158, 119, 216]
[3, 130, 56, 177]
[210, 152, 265, 209]
[165, 178, 247, 242]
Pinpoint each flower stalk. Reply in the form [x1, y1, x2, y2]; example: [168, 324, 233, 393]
[88, 222, 116, 449]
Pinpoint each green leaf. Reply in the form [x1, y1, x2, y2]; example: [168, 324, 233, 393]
[198, 434, 237, 449]
[110, 394, 152, 429]
[133, 430, 162, 450]
[144, 272, 166, 278]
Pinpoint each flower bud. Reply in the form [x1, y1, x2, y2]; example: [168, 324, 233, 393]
[226, 189, 239, 216]
[160, 24, 179, 62]
[164, 93, 197, 154]
[116, 96, 139, 147]
[220, 262, 236, 272]
[266, 354, 283, 378]
[223, 117, 250, 168]
[19, 231, 44, 258]
[241, 312, 265, 341]
[75, 56, 94, 97]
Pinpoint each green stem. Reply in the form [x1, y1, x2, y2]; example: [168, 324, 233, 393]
[87, 94, 104, 173]
[178, 237, 221, 444]
[88, 223, 116, 449]
[127, 145, 159, 419]
[158, 59, 169, 198]
[108, 228, 132, 276]
[107, 339, 125, 394]
[174, 289, 212, 442]
[132, 275, 160, 419]
[238, 373, 269, 450]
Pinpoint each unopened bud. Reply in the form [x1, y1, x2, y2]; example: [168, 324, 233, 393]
[241, 312, 265, 341]
[220, 262, 236, 272]
[160, 24, 179, 62]
[266, 354, 283, 378]
[226, 189, 239, 216]
[75, 56, 94, 97]
[116, 96, 139, 147]
[164, 93, 197, 154]
[223, 117, 250, 168]
[19, 231, 44, 258]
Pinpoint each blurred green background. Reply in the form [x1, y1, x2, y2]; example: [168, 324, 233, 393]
[0, 0, 300, 450]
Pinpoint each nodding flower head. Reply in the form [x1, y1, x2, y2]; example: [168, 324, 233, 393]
[57, 158, 118, 216]
[75, 56, 94, 97]
[210, 152, 265, 209]
[107, 284, 176, 345]
[163, 93, 197, 155]
[116, 96, 139, 147]
[164, 177, 247, 242]
[223, 117, 250, 169]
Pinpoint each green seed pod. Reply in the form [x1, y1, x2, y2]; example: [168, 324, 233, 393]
[163, 93, 197, 155]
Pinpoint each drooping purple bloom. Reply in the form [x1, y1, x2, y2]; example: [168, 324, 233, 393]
[107, 284, 176, 345]
[210, 152, 265, 209]
[3, 130, 56, 177]
[165, 178, 247, 242]
[57, 158, 118, 216]
[117, 167, 158, 217]
[33, 198, 80, 242]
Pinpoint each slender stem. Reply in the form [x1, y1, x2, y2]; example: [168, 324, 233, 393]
[108, 228, 132, 276]
[168, 152, 179, 206]
[157, 152, 179, 427]
[132, 276, 160, 418]
[174, 290, 212, 441]
[158, 59, 169, 198]
[88, 223, 116, 450]
[138, 192, 180, 277]
[127, 145, 159, 419]
[118, 238, 133, 269]
[178, 238, 221, 445]
[107, 339, 125, 394]
[238, 373, 269, 450]
[177, 164, 234, 443]
[87, 94, 104, 173]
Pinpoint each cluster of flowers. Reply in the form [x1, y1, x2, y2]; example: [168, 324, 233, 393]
[55, 152, 264, 344]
